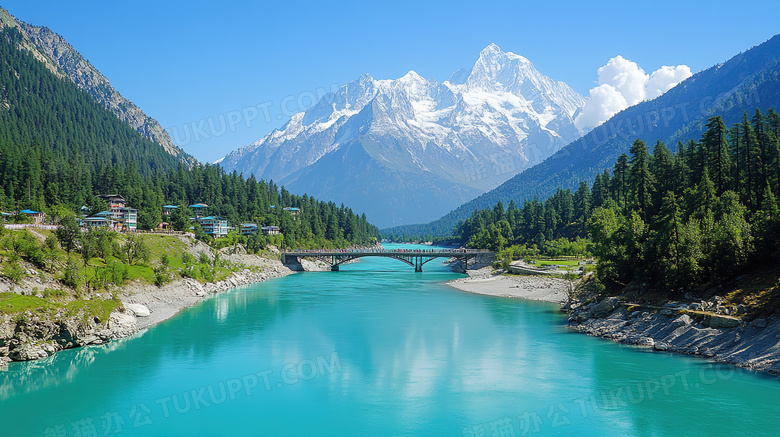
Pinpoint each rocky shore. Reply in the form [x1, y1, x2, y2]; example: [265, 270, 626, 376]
[451, 268, 780, 375]
[0, 256, 293, 367]
[564, 295, 780, 375]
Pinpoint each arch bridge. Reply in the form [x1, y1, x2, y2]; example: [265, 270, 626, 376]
[281, 249, 494, 272]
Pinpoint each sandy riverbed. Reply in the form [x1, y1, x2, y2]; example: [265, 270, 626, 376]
[447, 267, 572, 303]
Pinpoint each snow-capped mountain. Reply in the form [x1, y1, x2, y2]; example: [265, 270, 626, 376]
[218, 44, 585, 227]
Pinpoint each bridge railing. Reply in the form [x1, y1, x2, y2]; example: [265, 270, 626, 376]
[281, 249, 491, 255]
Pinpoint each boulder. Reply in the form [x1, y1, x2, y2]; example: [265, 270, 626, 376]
[449, 260, 467, 273]
[709, 314, 741, 329]
[654, 342, 669, 351]
[10, 343, 49, 361]
[593, 297, 621, 318]
[671, 314, 692, 328]
[104, 312, 137, 339]
[41, 343, 56, 354]
[125, 304, 151, 318]
[751, 318, 768, 329]
[79, 335, 103, 345]
[637, 337, 655, 347]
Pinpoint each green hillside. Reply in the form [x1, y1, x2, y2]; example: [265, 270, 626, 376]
[0, 26, 378, 248]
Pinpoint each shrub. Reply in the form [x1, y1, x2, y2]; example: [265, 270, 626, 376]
[108, 261, 130, 286]
[199, 264, 214, 282]
[43, 289, 67, 299]
[3, 261, 25, 283]
[182, 264, 199, 279]
[62, 258, 81, 289]
[44, 235, 58, 251]
[181, 253, 196, 265]
[153, 265, 170, 287]
[501, 256, 511, 270]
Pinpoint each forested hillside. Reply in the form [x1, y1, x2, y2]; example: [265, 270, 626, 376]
[0, 27, 378, 248]
[384, 34, 780, 238]
[459, 111, 780, 295]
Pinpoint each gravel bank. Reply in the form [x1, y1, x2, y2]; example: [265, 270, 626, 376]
[447, 267, 572, 303]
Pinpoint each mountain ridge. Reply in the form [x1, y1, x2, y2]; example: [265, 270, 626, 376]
[0, 7, 193, 165]
[218, 44, 586, 227]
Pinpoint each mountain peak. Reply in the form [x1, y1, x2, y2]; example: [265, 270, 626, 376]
[399, 70, 423, 80]
[219, 45, 586, 227]
[477, 43, 529, 64]
[465, 45, 547, 96]
[480, 43, 502, 57]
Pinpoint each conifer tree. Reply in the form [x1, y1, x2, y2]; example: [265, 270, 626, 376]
[702, 116, 732, 195]
[629, 139, 655, 219]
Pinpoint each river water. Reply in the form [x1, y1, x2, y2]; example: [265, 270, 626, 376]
[2, 244, 780, 436]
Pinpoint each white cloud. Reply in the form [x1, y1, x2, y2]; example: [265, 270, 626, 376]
[574, 56, 692, 132]
[573, 84, 628, 134]
[645, 65, 692, 100]
[597, 55, 648, 106]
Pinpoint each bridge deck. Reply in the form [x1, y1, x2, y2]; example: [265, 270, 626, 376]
[282, 249, 493, 272]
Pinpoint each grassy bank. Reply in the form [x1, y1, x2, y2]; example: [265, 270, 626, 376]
[0, 229, 263, 322]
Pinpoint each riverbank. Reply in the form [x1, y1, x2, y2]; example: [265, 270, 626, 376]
[565, 293, 780, 375]
[447, 267, 572, 303]
[119, 256, 293, 331]
[0, 250, 293, 367]
[450, 268, 780, 375]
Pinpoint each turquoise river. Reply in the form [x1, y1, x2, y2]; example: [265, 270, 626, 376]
[2, 244, 780, 436]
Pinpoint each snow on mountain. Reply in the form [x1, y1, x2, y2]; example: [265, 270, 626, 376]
[218, 44, 586, 227]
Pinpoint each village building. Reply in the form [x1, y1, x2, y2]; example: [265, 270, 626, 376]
[189, 203, 209, 218]
[19, 209, 45, 224]
[261, 225, 281, 235]
[162, 205, 178, 216]
[96, 194, 137, 231]
[240, 223, 259, 235]
[197, 216, 229, 238]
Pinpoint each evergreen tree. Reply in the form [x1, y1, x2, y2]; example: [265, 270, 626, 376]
[702, 116, 732, 195]
[612, 154, 630, 206]
[629, 139, 655, 219]
[573, 181, 591, 233]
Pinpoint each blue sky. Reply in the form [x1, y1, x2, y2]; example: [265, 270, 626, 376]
[3, 0, 779, 162]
